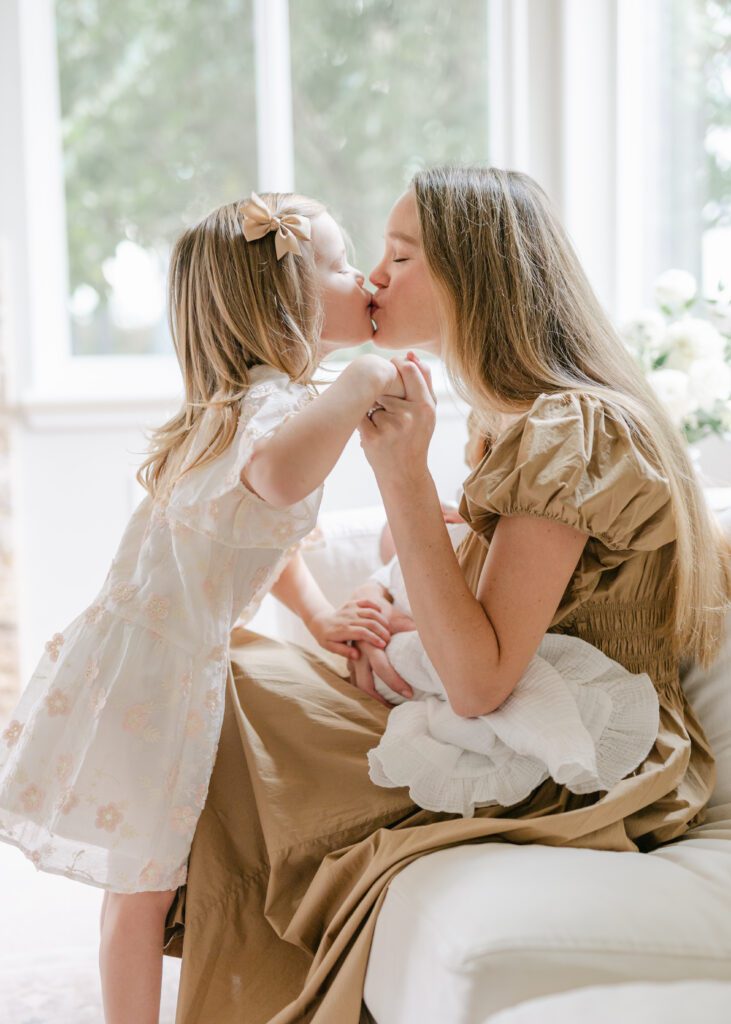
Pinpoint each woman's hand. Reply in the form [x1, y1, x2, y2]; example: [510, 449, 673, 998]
[348, 640, 414, 707]
[359, 352, 438, 487]
[307, 600, 392, 660]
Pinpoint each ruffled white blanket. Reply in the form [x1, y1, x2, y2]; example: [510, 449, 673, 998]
[366, 524, 660, 818]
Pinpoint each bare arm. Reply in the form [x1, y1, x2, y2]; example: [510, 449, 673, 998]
[270, 551, 392, 657]
[360, 354, 588, 718]
[377, 472, 588, 716]
[242, 355, 404, 508]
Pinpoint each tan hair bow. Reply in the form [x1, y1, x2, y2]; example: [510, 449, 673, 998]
[239, 191, 312, 260]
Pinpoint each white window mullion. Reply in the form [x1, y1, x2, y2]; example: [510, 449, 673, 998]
[253, 0, 295, 193]
[2, 0, 71, 403]
[558, 0, 618, 315]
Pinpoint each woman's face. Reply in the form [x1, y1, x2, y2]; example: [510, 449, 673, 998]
[313, 212, 374, 355]
[369, 191, 442, 355]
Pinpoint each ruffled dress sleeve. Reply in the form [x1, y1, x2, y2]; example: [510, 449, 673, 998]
[166, 372, 322, 548]
[459, 391, 675, 555]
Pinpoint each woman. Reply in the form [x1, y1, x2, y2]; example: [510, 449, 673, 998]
[164, 167, 729, 1024]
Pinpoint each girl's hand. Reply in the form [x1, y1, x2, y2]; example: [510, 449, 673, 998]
[307, 600, 392, 660]
[349, 353, 406, 400]
[348, 640, 414, 706]
[360, 352, 437, 486]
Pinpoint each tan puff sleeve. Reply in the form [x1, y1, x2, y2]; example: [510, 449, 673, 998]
[458, 392, 676, 554]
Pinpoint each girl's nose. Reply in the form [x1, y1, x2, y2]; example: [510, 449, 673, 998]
[353, 266, 365, 287]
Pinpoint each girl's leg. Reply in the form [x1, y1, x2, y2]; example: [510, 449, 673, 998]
[99, 889, 177, 1024]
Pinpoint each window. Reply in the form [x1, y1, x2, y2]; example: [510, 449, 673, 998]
[56, 0, 258, 357]
[645, 0, 730, 301]
[54, 0, 489, 363]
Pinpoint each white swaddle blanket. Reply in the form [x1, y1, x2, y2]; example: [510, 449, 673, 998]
[366, 523, 660, 818]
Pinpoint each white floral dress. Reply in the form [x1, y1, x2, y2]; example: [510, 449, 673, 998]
[0, 365, 322, 892]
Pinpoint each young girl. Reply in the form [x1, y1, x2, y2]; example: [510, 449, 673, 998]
[0, 190, 400, 1022]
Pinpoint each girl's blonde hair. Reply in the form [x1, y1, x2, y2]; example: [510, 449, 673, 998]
[136, 192, 326, 499]
[412, 164, 730, 669]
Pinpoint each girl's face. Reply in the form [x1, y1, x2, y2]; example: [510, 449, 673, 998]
[369, 190, 442, 355]
[313, 212, 374, 356]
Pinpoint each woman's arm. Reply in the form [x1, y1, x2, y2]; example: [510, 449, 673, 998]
[361, 356, 588, 718]
[242, 355, 404, 508]
[377, 473, 587, 716]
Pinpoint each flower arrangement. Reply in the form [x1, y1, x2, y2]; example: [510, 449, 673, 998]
[620, 270, 731, 444]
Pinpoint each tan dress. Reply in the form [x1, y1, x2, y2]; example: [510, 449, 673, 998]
[164, 390, 717, 1024]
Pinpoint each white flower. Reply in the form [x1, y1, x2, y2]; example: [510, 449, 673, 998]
[653, 269, 697, 310]
[687, 359, 731, 408]
[647, 368, 698, 427]
[664, 318, 726, 372]
[620, 310, 667, 362]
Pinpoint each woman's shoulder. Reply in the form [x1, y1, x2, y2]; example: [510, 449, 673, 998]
[460, 388, 675, 553]
[480, 388, 655, 470]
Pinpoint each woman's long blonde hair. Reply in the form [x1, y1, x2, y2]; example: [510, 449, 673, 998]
[136, 193, 326, 499]
[413, 165, 730, 668]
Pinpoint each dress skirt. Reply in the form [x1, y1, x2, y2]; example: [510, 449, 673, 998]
[163, 627, 715, 1024]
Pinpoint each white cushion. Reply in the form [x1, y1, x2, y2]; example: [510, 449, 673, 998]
[363, 500, 731, 1024]
[364, 841, 731, 1023]
[485, 980, 731, 1023]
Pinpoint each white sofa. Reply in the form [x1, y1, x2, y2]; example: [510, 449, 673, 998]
[265, 500, 731, 1023]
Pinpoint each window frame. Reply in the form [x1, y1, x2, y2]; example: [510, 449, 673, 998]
[2, 0, 697, 411]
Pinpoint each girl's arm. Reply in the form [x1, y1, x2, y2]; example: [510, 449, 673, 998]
[242, 354, 404, 508]
[270, 550, 391, 657]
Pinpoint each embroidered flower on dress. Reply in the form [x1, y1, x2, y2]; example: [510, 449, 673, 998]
[44, 689, 71, 717]
[29, 849, 42, 867]
[84, 657, 101, 683]
[122, 703, 152, 735]
[208, 644, 227, 664]
[165, 764, 180, 795]
[20, 784, 44, 812]
[84, 604, 106, 625]
[2, 720, 23, 747]
[272, 518, 296, 543]
[179, 670, 193, 696]
[192, 782, 208, 809]
[185, 710, 204, 737]
[204, 688, 219, 713]
[55, 755, 73, 782]
[95, 802, 124, 832]
[250, 565, 271, 593]
[201, 578, 216, 600]
[45, 633, 65, 662]
[89, 685, 107, 715]
[110, 582, 139, 603]
[144, 594, 170, 622]
[138, 860, 163, 887]
[172, 864, 188, 887]
[170, 805, 197, 834]
[151, 502, 168, 526]
[58, 790, 79, 815]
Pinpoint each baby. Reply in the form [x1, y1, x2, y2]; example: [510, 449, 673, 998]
[363, 523, 660, 818]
